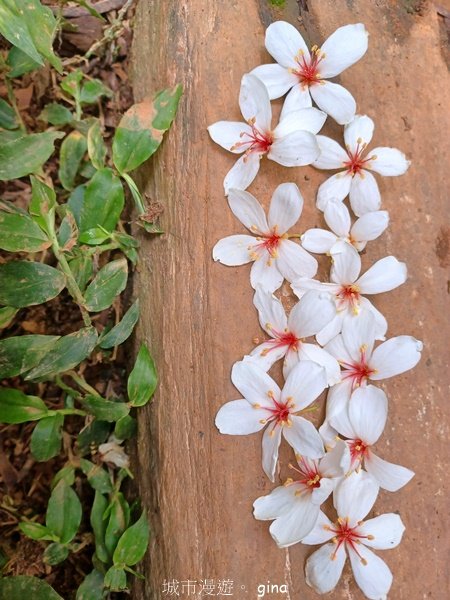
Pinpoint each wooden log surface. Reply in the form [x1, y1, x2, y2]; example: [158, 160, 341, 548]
[131, 1, 450, 598]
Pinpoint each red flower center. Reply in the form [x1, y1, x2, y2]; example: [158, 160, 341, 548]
[260, 328, 300, 358]
[343, 140, 372, 176]
[336, 284, 361, 313]
[349, 439, 370, 464]
[326, 517, 374, 563]
[289, 456, 322, 490]
[231, 117, 273, 157]
[262, 391, 293, 426]
[293, 46, 324, 86]
[340, 346, 375, 389]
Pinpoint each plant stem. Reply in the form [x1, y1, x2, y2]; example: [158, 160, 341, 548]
[55, 376, 82, 399]
[67, 371, 101, 397]
[56, 408, 88, 417]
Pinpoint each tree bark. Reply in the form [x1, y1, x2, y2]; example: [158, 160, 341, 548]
[131, 1, 450, 598]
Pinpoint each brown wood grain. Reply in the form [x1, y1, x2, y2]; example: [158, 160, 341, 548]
[131, 1, 449, 598]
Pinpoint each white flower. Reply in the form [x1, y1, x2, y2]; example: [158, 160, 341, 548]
[251, 21, 368, 125]
[246, 286, 340, 384]
[303, 470, 405, 599]
[327, 385, 414, 492]
[99, 435, 130, 469]
[292, 242, 407, 345]
[208, 73, 325, 193]
[215, 360, 327, 481]
[301, 198, 389, 254]
[314, 115, 410, 216]
[324, 310, 423, 430]
[213, 184, 318, 293]
[253, 440, 350, 547]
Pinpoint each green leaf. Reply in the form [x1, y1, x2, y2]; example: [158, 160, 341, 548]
[46, 480, 82, 544]
[0, 261, 65, 308]
[79, 168, 124, 234]
[114, 415, 137, 440]
[0, 388, 48, 424]
[80, 459, 113, 493]
[0, 334, 59, 379]
[84, 258, 128, 312]
[76, 570, 105, 600]
[0, 576, 63, 599]
[0, 306, 18, 329]
[90, 491, 109, 564]
[0, 0, 62, 72]
[113, 511, 149, 567]
[43, 542, 69, 566]
[61, 70, 83, 100]
[51, 465, 76, 490]
[0, 210, 50, 252]
[58, 131, 87, 191]
[30, 175, 56, 237]
[99, 300, 139, 349]
[121, 172, 145, 214]
[30, 413, 64, 461]
[112, 85, 182, 173]
[104, 566, 127, 591]
[0, 98, 18, 130]
[81, 396, 129, 422]
[68, 255, 93, 292]
[105, 493, 130, 557]
[57, 212, 78, 250]
[0, 131, 64, 180]
[19, 521, 53, 541]
[25, 327, 98, 380]
[39, 103, 73, 126]
[67, 184, 85, 227]
[80, 80, 112, 105]
[78, 227, 111, 246]
[77, 420, 110, 456]
[87, 120, 107, 170]
[6, 46, 41, 78]
[127, 344, 158, 407]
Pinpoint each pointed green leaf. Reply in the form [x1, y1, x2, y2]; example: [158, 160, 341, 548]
[80, 459, 113, 493]
[0, 388, 48, 424]
[6, 46, 41, 78]
[0, 98, 18, 130]
[19, 521, 53, 541]
[0, 210, 50, 252]
[76, 570, 105, 600]
[81, 396, 129, 422]
[90, 491, 109, 564]
[105, 493, 130, 557]
[114, 415, 137, 440]
[127, 344, 158, 407]
[39, 103, 73, 126]
[0, 261, 65, 307]
[43, 542, 69, 566]
[51, 465, 76, 490]
[80, 80, 112, 105]
[0, 131, 64, 180]
[30, 413, 64, 461]
[80, 168, 124, 233]
[46, 480, 82, 544]
[0, 334, 59, 378]
[113, 511, 149, 566]
[58, 131, 87, 191]
[30, 175, 56, 236]
[99, 300, 139, 349]
[84, 258, 128, 312]
[0, 576, 63, 599]
[87, 120, 107, 170]
[0, 306, 18, 329]
[68, 255, 93, 292]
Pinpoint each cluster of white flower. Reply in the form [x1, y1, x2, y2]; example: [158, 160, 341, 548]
[208, 21, 422, 599]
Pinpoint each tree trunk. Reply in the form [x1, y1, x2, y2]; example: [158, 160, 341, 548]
[131, 1, 449, 598]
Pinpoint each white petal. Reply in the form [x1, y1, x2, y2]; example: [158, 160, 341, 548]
[316, 312, 345, 346]
[324, 198, 351, 238]
[250, 63, 298, 99]
[348, 544, 393, 600]
[313, 135, 348, 170]
[316, 173, 352, 211]
[262, 422, 282, 481]
[250, 253, 284, 292]
[269, 498, 320, 547]
[282, 346, 302, 379]
[281, 360, 327, 411]
[367, 147, 410, 176]
[207, 121, 251, 153]
[239, 73, 272, 131]
[224, 153, 261, 194]
[305, 543, 346, 595]
[280, 83, 312, 121]
[311, 477, 335, 505]
[360, 513, 405, 549]
[310, 81, 356, 125]
[357, 256, 407, 295]
[319, 420, 339, 448]
[350, 210, 389, 243]
[246, 342, 287, 372]
[334, 470, 379, 524]
[288, 290, 336, 338]
[365, 452, 415, 492]
[253, 286, 287, 334]
[276, 239, 318, 282]
[324, 334, 352, 363]
[212, 234, 256, 266]
[344, 115, 375, 150]
[326, 381, 355, 438]
[348, 385, 388, 445]
[302, 510, 335, 544]
[299, 344, 341, 386]
[215, 399, 267, 434]
[283, 416, 325, 458]
[265, 21, 309, 69]
[319, 438, 351, 478]
[268, 182, 303, 233]
[342, 308, 377, 359]
[359, 297, 388, 341]
[269, 130, 319, 167]
[370, 336, 423, 380]
[291, 278, 339, 298]
[231, 361, 280, 408]
[227, 189, 269, 234]
[301, 228, 337, 253]
[349, 170, 381, 217]
[320, 23, 369, 78]
[330, 242, 361, 284]
[275, 107, 327, 137]
[253, 484, 297, 520]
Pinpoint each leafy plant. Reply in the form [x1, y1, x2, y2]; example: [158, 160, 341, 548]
[0, 1, 181, 595]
